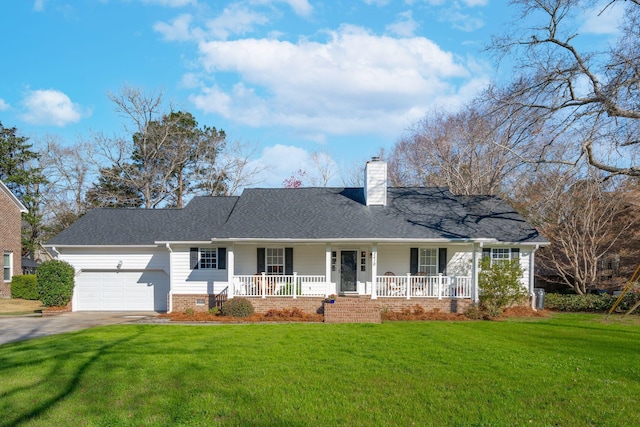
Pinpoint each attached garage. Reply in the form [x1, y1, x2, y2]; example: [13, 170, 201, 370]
[75, 270, 169, 311]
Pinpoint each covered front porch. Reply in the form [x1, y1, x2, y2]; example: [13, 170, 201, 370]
[231, 272, 473, 299]
[223, 241, 482, 301]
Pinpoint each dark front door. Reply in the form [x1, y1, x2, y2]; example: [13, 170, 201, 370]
[340, 250, 357, 293]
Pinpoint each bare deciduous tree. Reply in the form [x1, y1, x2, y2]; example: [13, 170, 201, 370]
[387, 101, 532, 196]
[308, 152, 337, 187]
[38, 137, 97, 234]
[97, 86, 169, 208]
[208, 140, 266, 195]
[490, 0, 640, 176]
[95, 86, 226, 207]
[514, 167, 640, 294]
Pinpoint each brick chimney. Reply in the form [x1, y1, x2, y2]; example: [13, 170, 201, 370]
[364, 157, 387, 206]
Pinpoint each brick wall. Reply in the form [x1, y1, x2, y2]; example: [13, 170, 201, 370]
[170, 294, 325, 314]
[373, 298, 472, 314]
[170, 294, 473, 317]
[324, 298, 382, 323]
[172, 294, 219, 313]
[245, 297, 325, 315]
[0, 188, 23, 297]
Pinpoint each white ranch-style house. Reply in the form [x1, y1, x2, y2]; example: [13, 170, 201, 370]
[45, 159, 548, 314]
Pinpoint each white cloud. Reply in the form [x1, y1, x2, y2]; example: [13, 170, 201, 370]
[205, 4, 270, 40]
[255, 144, 310, 186]
[252, 0, 313, 18]
[33, 0, 47, 12]
[154, 13, 197, 41]
[363, 0, 389, 5]
[20, 89, 87, 127]
[190, 25, 484, 138]
[386, 10, 419, 37]
[180, 72, 202, 88]
[252, 144, 340, 187]
[154, 5, 269, 41]
[280, 0, 313, 18]
[579, 1, 625, 35]
[141, 0, 197, 7]
[0, 99, 9, 111]
[440, 8, 484, 32]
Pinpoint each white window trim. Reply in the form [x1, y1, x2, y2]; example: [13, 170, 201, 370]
[199, 248, 218, 270]
[418, 248, 438, 276]
[266, 248, 285, 275]
[3, 252, 12, 282]
[489, 248, 519, 266]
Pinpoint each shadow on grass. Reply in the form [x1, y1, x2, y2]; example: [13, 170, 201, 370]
[1, 328, 145, 427]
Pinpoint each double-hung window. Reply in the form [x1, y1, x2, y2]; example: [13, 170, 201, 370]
[3, 253, 11, 281]
[266, 248, 284, 275]
[199, 248, 217, 269]
[491, 248, 511, 265]
[484, 248, 520, 266]
[418, 248, 438, 276]
[191, 247, 226, 270]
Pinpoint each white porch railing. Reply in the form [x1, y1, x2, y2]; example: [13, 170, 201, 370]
[231, 273, 472, 299]
[376, 274, 472, 299]
[233, 273, 327, 298]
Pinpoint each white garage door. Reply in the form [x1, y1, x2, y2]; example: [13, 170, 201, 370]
[75, 271, 169, 311]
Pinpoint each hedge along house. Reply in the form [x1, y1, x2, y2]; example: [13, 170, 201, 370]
[45, 158, 548, 314]
[0, 180, 28, 297]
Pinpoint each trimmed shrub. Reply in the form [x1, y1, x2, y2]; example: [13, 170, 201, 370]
[478, 258, 528, 318]
[11, 274, 39, 300]
[221, 297, 255, 318]
[545, 290, 640, 313]
[37, 260, 75, 307]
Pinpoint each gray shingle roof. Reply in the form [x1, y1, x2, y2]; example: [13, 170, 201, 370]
[216, 187, 546, 242]
[46, 196, 238, 246]
[46, 187, 547, 245]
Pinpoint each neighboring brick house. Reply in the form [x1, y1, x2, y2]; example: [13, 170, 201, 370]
[0, 181, 27, 297]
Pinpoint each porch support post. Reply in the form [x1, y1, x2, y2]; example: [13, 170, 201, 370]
[371, 243, 378, 300]
[406, 273, 411, 300]
[261, 272, 266, 299]
[228, 244, 235, 299]
[293, 272, 297, 299]
[472, 243, 480, 304]
[529, 245, 538, 310]
[325, 244, 332, 297]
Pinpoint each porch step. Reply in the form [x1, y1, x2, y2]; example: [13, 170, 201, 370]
[323, 298, 381, 324]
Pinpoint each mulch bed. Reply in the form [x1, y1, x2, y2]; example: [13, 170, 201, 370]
[160, 308, 323, 323]
[160, 306, 549, 323]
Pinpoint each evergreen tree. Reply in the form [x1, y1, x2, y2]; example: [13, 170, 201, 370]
[0, 122, 47, 255]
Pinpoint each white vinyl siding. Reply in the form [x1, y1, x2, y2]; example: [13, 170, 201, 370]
[376, 245, 407, 276]
[57, 248, 169, 272]
[171, 246, 228, 294]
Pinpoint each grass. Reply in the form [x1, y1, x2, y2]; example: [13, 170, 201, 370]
[1, 313, 640, 426]
[0, 298, 44, 315]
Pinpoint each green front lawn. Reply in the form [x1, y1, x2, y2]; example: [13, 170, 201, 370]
[1, 313, 639, 426]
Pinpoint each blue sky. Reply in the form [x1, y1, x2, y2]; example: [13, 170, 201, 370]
[0, 0, 625, 188]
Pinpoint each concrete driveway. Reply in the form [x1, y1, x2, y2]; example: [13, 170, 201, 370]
[0, 312, 160, 345]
